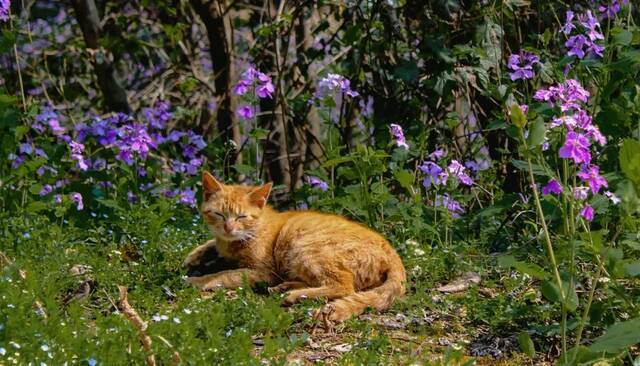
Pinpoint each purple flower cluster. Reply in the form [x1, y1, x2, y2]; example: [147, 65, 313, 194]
[534, 77, 617, 222]
[235, 66, 275, 99]
[116, 124, 157, 165]
[142, 100, 172, 130]
[8, 100, 208, 212]
[0, 0, 10, 22]
[305, 176, 329, 191]
[420, 155, 474, 190]
[562, 10, 604, 59]
[507, 50, 539, 81]
[435, 194, 465, 218]
[389, 124, 409, 149]
[234, 66, 274, 120]
[316, 73, 359, 99]
[598, 0, 629, 19]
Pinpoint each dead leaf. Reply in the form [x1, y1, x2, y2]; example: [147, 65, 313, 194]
[436, 272, 481, 293]
[69, 264, 92, 276]
[331, 343, 352, 353]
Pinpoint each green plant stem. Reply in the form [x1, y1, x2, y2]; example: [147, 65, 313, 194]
[519, 129, 568, 356]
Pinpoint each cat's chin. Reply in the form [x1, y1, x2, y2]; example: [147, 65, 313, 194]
[215, 233, 245, 242]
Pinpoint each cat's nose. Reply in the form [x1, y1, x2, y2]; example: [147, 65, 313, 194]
[223, 220, 234, 233]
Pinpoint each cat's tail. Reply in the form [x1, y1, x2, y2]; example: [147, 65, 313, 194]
[323, 251, 406, 322]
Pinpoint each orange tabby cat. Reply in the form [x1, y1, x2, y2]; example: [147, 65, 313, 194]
[185, 172, 406, 322]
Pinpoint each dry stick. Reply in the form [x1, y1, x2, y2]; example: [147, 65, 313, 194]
[117, 286, 157, 366]
[0, 251, 11, 267]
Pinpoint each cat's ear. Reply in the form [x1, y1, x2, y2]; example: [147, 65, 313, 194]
[248, 182, 272, 208]
[202, 171, 223, 201]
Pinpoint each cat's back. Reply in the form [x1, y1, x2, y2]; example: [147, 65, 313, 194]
[275, 209, 389, 247]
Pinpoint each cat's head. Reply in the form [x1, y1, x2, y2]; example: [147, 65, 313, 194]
[200, 171, 272, 242]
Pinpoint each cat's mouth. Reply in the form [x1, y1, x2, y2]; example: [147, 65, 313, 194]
[216, 231, 252, 242]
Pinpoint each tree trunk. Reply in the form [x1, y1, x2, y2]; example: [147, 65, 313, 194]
[189, 0, 240, 169]
[71, 0, 131, 114]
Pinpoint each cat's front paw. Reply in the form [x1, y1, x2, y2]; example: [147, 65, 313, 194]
[186, 276, 224, 291]
[183, 241, 215, 267]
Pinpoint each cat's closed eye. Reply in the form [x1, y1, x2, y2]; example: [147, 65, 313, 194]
[236, 214, 248, 220]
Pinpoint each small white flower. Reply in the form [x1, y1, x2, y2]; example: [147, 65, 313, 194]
[0, 347, 6, 356]
[183, 308, 192, 314]
[405, 239, 418, 247]
[414, 248, 425, 256]
[152, 315, 162, 322]
[41, 344, 49, 352]
[173, 317, 181, 324]
[9, 342, 20, 349]
[7, 304, 14, 308]
[160, 315, 168, 321]
[604, 191, 621, 205]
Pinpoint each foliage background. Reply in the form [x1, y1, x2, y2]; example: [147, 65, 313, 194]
[0, 0, 639, 365]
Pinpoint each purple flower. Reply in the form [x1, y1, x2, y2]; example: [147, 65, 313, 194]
[389, 124, 409, 149]
[93, 158, 106, 170]
[419, 161, 447, 188]
[599, 0, 628, 19]
[566, 35, 588, 59]
[179, 188, 197, 207]
[127, 191, 137, 204]
[507, 50, 539, 81]
[54, 194, 62, 204]
[39, 184, 53, 197]
[573, 186, 590, 200]
[447, 160, 474, 186]
[305, 176, 329, 191]
[580, 204, 594, 222]
[559, 132, 591, 164]
[236, 105, 254, 119]
[429, 149, 446, 160]
[9, 154, 25, 169]
[542, 179, 563, 195]
[235, 67, 274, 99]
[180, 130, 206, 159]
[0, 0, 10, 22]
[577, 165, 608, 194]
[70, 192, 83, 211]
[579, 11, 604, 42]
[234, 79, 251, 95]
[434, 194, 465, 218]
[48, 119, 65, 135]
[316, 74, 359, 99]
[142, 100, 172, 130]
[116, 124, 156, 165]
[19, 143, 33, 155]
[165, 130, 186, 143]
[560, 11, 576, 35]
[256, 81, 275, 99]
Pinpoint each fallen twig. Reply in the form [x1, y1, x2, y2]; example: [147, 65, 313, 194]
[117, 285, 156, 366]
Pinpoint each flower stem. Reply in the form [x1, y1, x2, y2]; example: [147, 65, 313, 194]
[519, 129, 568, 355]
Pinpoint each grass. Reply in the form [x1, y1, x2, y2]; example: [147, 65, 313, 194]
[0, 204, 558, 365]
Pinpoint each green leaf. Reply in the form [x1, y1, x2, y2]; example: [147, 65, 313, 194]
[233, 164, 256, 176]
[511, 159, 548, 176]
[394, 169, 414, 191]
[624, 261, 640, 277]
[26, 201, 48, 213]
[509, 104, 527, 129]
[588, 318, 640, 353]
[497, 255, 550, 280]
[394, 61, 420, 83]
[541, 281, 562, 304]
[517, 332, 535, 357]
[620, 139, 640, 189]
[527, 117, 546, 147]
[613, 29, 633, 46]
[249, 128, 269, 140]
[321, 156, 353, 168]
